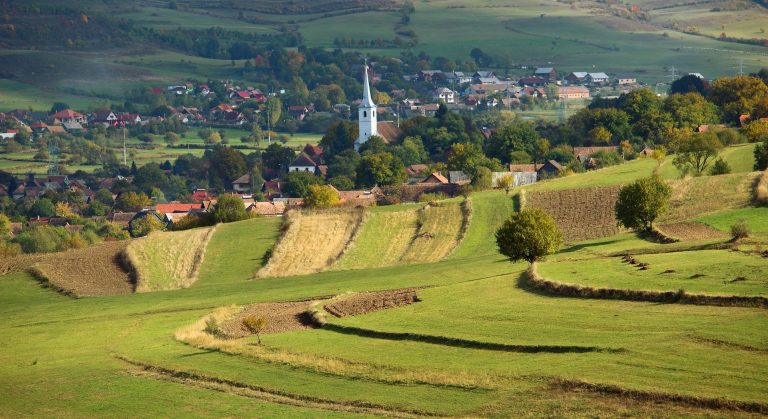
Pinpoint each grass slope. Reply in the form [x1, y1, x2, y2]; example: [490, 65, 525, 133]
[400, 200, 465, 263]
[3, 158, 768, 416]
[332, 206, 420, 270]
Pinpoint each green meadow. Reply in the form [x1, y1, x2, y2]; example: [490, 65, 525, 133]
[2, 159, 767, 416]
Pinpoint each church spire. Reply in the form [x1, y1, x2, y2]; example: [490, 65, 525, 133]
[361, 63, 376, 108]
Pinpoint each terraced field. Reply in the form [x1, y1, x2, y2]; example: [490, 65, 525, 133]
[400, 200, 467, 263]
[125, 226, 217, 292]
[256, 209, 365, 278]
[332, 206, 420, 270]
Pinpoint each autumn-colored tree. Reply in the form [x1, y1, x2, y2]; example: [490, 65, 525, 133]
[303, 185, 340, 208]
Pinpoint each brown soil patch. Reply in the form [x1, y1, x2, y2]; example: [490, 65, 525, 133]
[525, 186, 623, 242]
[0, 254, 43, 276]
[324, 289, 419, 318]
[29, 241, 133, 297]
[219, 301, 319, 338]
[657, 222, 728, 241]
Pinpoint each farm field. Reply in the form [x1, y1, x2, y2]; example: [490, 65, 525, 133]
[2, 160, 768, 416]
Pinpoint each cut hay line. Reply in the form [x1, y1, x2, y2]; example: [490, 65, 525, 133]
[551, 378, 768, 414]
[28, 240, 133, 297]
[687, 335, 768, 353]
[321, 324, 620, 354]
[524, 186, 623, 243]
[256, 209, 365, 278]
[323, 289, 420, 318]
[446, 198, 472, 258]
[400, 202, 464, 264]
[524, 264, 768, 309]
[124, 226, 217, 292]
[174, 307, 496, 391]
[756, 169, 768, 205]
[116, 355, 440, 418]
[332, 209, 419, 270]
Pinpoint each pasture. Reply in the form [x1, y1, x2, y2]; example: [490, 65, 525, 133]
[1, 116, 768, 416]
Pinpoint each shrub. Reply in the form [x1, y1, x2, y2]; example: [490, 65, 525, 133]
[204, 317, 222, 337]
[495, 208, 563, 264]
[730, 221, 751, 241]
[129, 213, 166, 238]
[170, 212, 216, 231]
[418, 192, 447, 202]
[98, 222, 130, 240]
[0, 240, 21, 257]
[303, 185, 340, 209]
[241, 315, 267, 345]
[709, 157, 731, 175]
[212, 194, 250, 223]
[13, 225, 65, 253]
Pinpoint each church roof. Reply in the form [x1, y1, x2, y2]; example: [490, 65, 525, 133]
[376, 121, 402, 143]
[361, 65, 376, 108]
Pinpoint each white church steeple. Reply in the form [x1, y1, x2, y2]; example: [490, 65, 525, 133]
[354, 62, 378, 151]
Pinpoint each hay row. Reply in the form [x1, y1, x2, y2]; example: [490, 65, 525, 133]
[525, 264, 768, 309]
[551, 378, 768, 414]
[446, 198, 472, 258]
[524, 186, 623, 243]
[756, 169, 768, 205]
[400, 202, 464, 263]
[124, 226, 217, 292]
[256, 209, 365, 278]
[663, 172, 758, 222]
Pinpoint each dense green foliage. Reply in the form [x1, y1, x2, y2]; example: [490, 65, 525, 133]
[614, 176, 672, 231]
[495, 208, 563, 263]
[213, 194, 250, 223]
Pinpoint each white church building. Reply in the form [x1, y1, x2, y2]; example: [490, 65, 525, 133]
[354, 64, 379, 151]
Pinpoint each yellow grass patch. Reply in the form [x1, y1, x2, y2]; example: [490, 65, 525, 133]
[401, 201, 464, 263]
[662, 172, 759, 223]
[256, 209, 365, 278]
[332, 209, 419, 270]
[756, 170, 768, 205]
[124, 226, 217, 292]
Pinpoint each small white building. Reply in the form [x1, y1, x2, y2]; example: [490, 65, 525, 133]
[288, 152, 318, 173]
[434, 87, 456, 104]
[587, 72, 610, 84]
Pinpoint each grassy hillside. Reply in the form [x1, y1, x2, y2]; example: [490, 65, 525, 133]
[400, 199, 466, 263]
[332, 206, 420, 270]
[2, 141, 768, 416]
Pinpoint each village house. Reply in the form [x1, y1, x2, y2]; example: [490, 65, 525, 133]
[49, 109, 86, 125]
[231, 173, 253, 193]
[534, 67, 557, 82]
[586, 72, 610, 85]
[434, 87, 456, 104]
[565, 72, 589, 85]
[558, 86, 591, 100]
[288, 152, 319, 173]
[616, 75, 637, 85]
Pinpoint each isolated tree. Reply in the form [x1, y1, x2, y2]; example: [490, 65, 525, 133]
[755, 139, 768, 171]
[672, 132, 724, 176]
[495, 208, 563, 264]
[614, 175, 671, 232]
[670, 74, 706, 95]
[241, 316, 267, 345]
[213, 194, 249, 223]
[164, 132, 180, 146]
[303, 185, 340, 208]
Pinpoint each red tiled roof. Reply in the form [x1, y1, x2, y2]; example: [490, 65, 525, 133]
[155, 203, 203, 213]
[50, 109, 84, 119]
[420, 172, 449, 184]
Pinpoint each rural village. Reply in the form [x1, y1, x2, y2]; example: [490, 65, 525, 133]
[1, 0, 767, 417]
